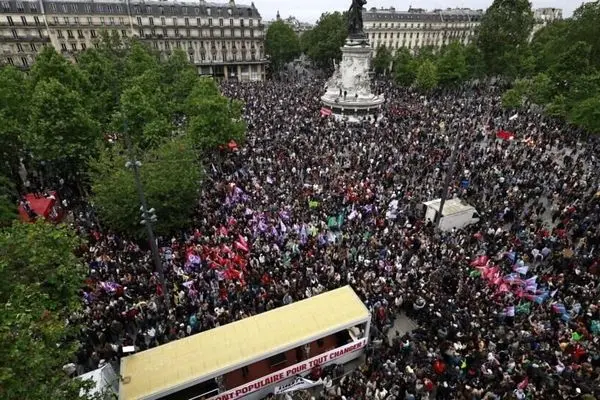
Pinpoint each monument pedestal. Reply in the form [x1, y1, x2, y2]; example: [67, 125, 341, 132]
[321, 38, 384, 122]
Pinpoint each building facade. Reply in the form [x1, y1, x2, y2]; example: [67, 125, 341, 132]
[264, 12, 312, 36]
[363, 7, 483, 55]
[0, 0, 267, 81]
[532, 7, 563, 38]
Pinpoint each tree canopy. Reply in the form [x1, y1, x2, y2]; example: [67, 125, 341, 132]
[372, 45, 393, 76]
[301, 12, 348, 70]
[0, 221, 92, 400]
[89, 136, 202, 238]
[265, 20, 301, 72]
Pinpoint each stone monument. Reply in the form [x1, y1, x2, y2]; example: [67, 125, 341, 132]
[321, 0, 384, 122]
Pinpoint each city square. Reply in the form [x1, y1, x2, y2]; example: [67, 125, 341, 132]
[0, 0, 599, 400]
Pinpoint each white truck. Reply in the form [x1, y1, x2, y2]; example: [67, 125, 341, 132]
[422, 198, 480, 231]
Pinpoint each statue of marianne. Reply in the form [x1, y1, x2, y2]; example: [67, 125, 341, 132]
[347, 0, 367, 38]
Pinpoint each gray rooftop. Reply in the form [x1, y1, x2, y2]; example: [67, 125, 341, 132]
[363, 7, 483, 22]
[0, 0, 261, 18]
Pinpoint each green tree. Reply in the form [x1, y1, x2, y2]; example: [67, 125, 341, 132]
[477, 0, 534, 77]
[77, 45, 124, 128]
[372, 45, 393, 76]
[89, 137, 202, 237]
[393, 48, 417, 86]
[501, 88, 524, 109]
[26, 78, 101, 183]
[124, 40, 161, 82]
[114, 70, 171, 149]
[28, 46, 87, 92]
[464, 43, 486, 79]
[568, 95, 600, 134]
[265, 20, 301, 72]
[0, 66, 29, 182]
[0, 221, 90, 400]
[301, 12, 348, 69]
[0, 175, 17, 227]
[161, 48, 200, 117]
[185, 78, 246, 150]
[436, 41, 468, 86]
[414, 59, 438, 91]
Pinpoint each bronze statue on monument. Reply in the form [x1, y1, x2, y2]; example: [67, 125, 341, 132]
[347, 0, 367, 40]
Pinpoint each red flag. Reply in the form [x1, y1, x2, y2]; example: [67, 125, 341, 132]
[320, 107, 332, 117]
[496, 130, 515, 141]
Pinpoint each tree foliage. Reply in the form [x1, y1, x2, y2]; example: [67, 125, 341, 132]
[89, 136, 202, 238]
[477, 0, 534, 77]
[415, 60, 439, 91]
[301, 12, 348, 69]
[0, 221, 91, 400]
[498, 2, 600, 133]
[392, 48, 417, 86]
[26, 78, 100, 182]
[436, 42, 468, 86]
[265, 20, 301, 71]
[372, 45, 393, 76]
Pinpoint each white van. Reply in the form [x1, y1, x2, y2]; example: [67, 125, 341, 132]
[422, 198, 480, 231]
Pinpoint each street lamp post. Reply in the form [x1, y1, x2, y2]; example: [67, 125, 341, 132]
[123, 123, 169, 309]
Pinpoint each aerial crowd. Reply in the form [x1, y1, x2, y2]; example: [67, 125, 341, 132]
[72, 77, 600, 400]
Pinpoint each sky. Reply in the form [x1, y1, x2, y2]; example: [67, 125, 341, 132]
[250, 0, 583, 23]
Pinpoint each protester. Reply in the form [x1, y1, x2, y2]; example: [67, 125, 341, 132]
[73, 79, 600, 399]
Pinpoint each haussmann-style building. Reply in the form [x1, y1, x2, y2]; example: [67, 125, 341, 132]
[362, 6, 483, 54]
[0, 0, 267, 80]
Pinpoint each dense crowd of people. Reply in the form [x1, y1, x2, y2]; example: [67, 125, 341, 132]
[72, 78, 600, 399]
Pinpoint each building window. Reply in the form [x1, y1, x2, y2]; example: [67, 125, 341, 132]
[173, 17, 177, 26]
[149, 17, 154, 26]
[100, 17, 105, 25]
[162, 27, 167, 37]
[34, 16, 40, 25]
[208, 18, 212, 26]
[94, 42, 99, 48]
[21, 16, 27, 25]
[230, 18, 233, 26]
[7, 16, 13, 25]
[81, 43, 86, 50]
[119, 17, 124, 25]
[185, 17, 189, 26]
[50, 3, 56, 12]
[16, 43, 23, 52]
[137, 17, 142, 26]
[138, 29, 143, 37]
[87, 17, 92, 25]
[240, 19, 244, 27]
[77, 29, 84, 38]
[186, 28, 190, 37]
[206, 7, 211, 16]
[7, 57, 13, 65]
[196, 17, 201, 26]
[90, 30, 97, 38]
[219, 18, 223, 26]
[64, 17, 69, 25]
[61, 43, 67, 51]
[10, 29, 17, 38]
[161, 17, 165, 25]
[21, 57, 28, 67]
[109, 17, 115, 25]
[67, 30, 74, 38]
[16, 2, 23, 12]
[71, 43, 77, 51]
[37, 29, 43, 38]
[268, 353, 287, 367]
[249, 19, 253, 26]
[53, 16, 59, 25]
